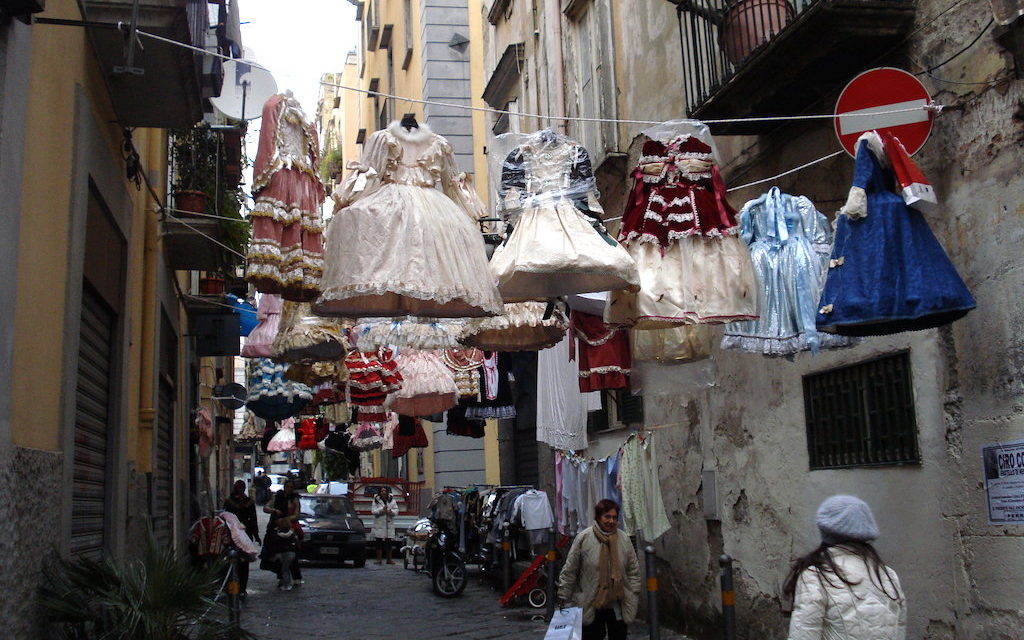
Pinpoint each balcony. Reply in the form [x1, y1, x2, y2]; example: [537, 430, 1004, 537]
[161, 217, 226, 272]
[672, 0, 916, 134]
[82, 0, 211, 128]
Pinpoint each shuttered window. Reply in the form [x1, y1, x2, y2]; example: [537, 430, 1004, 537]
[71, 283, 114, 558]
[152, 311, 176, 547]
[803, 352, 920, 470]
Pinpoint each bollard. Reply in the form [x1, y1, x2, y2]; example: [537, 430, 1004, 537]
[545, 527, 558, 621]
[720, 555, 735, 640]
[225, 547, 241, 638]
[501, 521, 512, 593]
[644, 545, 660, 640]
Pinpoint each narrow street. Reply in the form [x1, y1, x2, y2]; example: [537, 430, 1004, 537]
[242, 561, 548, 639]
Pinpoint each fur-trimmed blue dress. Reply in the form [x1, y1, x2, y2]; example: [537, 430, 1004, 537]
[816, 140, 975, 336]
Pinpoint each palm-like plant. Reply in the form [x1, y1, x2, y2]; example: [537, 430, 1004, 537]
[37, 536, 254, 640]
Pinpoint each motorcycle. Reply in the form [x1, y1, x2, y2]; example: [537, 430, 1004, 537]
[406, 516, 468, 598]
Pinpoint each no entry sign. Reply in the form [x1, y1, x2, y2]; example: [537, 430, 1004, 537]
[834, 67, 934, 157]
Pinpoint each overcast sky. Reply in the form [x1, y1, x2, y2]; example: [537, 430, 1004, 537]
[237, 0, 360, 191]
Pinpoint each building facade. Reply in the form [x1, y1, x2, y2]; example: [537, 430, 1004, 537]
[479, 0, 1024, 638]
[1, 2, 246, 637]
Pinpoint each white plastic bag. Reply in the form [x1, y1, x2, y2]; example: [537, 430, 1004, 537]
[544, 606, 583, 640]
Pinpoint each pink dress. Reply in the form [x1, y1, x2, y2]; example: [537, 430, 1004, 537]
[247, 93, 326, 301]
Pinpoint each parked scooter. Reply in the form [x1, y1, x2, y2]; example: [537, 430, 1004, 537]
[413, 516, 467, 598]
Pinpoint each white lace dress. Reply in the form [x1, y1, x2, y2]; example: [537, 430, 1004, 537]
[314, 122, 503, 318]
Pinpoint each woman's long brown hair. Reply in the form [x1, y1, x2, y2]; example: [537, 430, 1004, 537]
[782, 542, 902, 602]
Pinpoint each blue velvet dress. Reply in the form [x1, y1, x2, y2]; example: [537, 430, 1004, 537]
[816, 140, 975, 336]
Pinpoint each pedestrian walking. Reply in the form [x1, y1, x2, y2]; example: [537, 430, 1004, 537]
[223, 479, 260, 596]
[262, 519, 300, 591]
[254, 470, 272, 505]
[371, 487, 398, 565]
[264, 480, 303, 584]
[784, 495, 906, 640]
[557, 499, 641, 640]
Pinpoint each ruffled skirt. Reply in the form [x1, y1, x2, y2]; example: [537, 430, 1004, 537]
[605, 236, 758, 328]
[314, 184, 503, 318]
[390, 350, 459, 416]
[489, 200, 640, 301]
[460, 301, 568, 351]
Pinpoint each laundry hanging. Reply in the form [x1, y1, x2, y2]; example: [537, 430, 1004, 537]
[313, 121, 502, 318]
[246, 92, 326, 301]
[630, 325, 713, 364]
[536, 334, 595, 452]
[721, 187, 860, 356]
[462, 352, 517, 420]
[619, 433, 670, 540]
[351, 317, 464, 351]
[816, 132, 975, 336]
[345, 349, 403, 424]
[605, 119, 758, 328]
[487, 130, 640, 300]
[246, 358, 312, 421]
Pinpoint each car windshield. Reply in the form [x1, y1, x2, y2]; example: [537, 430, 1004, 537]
[299, 496, 357, 520]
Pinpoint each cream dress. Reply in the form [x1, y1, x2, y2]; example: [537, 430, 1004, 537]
[314, 122, 503, 318]
[488, 138, 639, 301]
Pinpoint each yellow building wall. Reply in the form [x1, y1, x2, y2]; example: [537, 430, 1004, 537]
[11, 0, 163, 470]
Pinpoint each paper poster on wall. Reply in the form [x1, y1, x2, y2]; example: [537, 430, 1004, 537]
[981, 438, 1024, 525]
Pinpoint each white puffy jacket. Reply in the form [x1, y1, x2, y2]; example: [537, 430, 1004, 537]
[787, 546, 906, 640]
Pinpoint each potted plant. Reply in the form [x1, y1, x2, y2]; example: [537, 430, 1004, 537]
[199, 271, 226, 295]
[36, 534, 255, 640]
[719, 0, 794, 65]
[171, 124, 220, 215]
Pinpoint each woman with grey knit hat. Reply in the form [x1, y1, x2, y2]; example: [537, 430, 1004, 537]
[784, 495, 906, 640]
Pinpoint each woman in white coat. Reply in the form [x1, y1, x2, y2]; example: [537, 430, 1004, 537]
[557, 499, 641, 640]
[785, 495, 906, 640]
[371, 487, 399, 565]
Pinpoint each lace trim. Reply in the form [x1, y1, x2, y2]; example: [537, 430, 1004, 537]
[578, 365, 630, 376]
[719, 332, 861, 356]
[573, 325, 619, 347]
[316, 281, 503, 316]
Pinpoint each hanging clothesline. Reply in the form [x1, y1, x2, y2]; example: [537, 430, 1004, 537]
[132, 28, 944, 129]
[558, 429, 648, 464]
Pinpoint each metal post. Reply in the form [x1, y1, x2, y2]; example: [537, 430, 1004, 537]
[225, 547, 241, 638]
[545, 527, 558, 621]
[720, 555, 735, 640]
[501, 521, 512, 593]
[645, 545, 660, 640]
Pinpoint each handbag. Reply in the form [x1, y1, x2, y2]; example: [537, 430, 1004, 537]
[543, 606, 583, 640]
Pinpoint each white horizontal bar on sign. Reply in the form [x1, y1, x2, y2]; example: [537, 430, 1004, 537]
[838, 99, 930, 136]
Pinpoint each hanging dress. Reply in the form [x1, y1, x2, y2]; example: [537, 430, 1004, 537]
[463, 352, 517, 419]
[721, 188, 860, 355]
[241, 294, 282, 358]
[271, 301, 349, 363]
[352, 317, 463, 351]
[571, 311, 631, 392]
[247, 359, 312, 421]
[605, 134, 758, 327]
[314, 122, 502, 318]
[345, 349, 403, 424]
[488, 130, 640, 300]
[389, 350, 460, 417]
[459, 300, 569, 352]
[247, 93, 326, 301]
[816, 138, 975, 336]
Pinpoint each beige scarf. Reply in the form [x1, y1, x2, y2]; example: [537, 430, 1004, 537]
[590, 523, 625, 610]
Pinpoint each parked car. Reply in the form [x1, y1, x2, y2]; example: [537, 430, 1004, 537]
[296, 494, 367, 567]
[266, 473, 287, 494]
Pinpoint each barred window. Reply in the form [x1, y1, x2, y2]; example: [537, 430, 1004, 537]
[802, 352, 920, 470]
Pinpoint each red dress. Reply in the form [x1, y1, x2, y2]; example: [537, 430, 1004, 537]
[345, 349, 403, 424]
[571, 311, 631, 392]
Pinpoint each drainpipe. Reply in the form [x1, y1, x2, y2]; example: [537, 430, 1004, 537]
[138, 144, 160, 451]
[544, 0, 567, 134]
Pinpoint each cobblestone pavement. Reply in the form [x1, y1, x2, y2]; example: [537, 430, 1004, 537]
[241, 559, 689, 640]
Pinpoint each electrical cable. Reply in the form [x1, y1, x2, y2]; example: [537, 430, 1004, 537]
[725, 150, 845, 193]
[919, 17, 994, 74]
[164, 211, 248, 260]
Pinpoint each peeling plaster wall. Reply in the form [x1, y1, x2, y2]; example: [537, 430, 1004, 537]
[581, 1, 1024, 639]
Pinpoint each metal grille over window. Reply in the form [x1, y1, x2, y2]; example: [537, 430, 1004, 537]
[802, 352, 920, 470]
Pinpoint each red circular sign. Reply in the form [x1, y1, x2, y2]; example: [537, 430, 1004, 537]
[834, 67, 934, 157]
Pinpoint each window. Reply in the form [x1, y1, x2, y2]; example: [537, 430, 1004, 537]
[587, 389, 644, 434]
[803, 352, 920, 470]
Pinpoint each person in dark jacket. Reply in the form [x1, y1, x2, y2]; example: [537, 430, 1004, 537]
[263, 480, 303, 584]
[223, 480, 260, 596]
[263, 519, 300, 591]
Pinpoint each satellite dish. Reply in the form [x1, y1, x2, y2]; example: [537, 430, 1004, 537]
[212, 382, 248, 410]
[211, 59, 278, 121]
